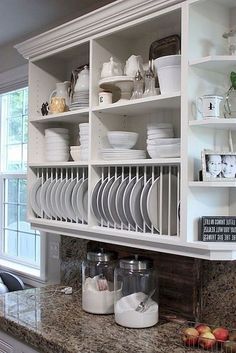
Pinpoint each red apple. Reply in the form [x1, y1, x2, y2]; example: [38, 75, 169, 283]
[213, 327, 229, 342]
[195, 323, 212, 335]
[199, 332, 216, 350]
[182, 327, 199, 346]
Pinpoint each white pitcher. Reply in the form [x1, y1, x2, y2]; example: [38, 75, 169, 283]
[124, 55, 144, 77]
[74, 65, 89, 92]
[49, 81, 70, 107]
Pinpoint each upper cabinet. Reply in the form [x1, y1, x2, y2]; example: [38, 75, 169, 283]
[16, 0, 236, 260]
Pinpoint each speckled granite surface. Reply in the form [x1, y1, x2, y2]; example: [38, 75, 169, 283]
[0, 286, 207, 353]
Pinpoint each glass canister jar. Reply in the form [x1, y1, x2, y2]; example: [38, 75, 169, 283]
[114, 256, 158, 328]
[82, 249, 117, 314]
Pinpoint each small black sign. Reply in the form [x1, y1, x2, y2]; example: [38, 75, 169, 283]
[200, 216, 236, 242]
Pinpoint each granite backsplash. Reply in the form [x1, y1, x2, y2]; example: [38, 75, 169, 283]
[60, 235, 236, 326]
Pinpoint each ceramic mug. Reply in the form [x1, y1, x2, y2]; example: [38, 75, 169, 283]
[99, 91, 112, 106]
[196, 95, 223, 119]
[49, 97, 66, 114]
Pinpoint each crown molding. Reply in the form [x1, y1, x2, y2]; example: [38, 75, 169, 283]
[0, 64, 28, 94]
[15, 0, 183, 61]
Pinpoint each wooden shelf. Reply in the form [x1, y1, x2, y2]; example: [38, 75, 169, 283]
[189, 119, 236, 130]
[189, 181, 236, 187]
[30, 108, 89, 124]
[92, 93, 180, 116]
[189, 56, 236, 73]
[91, 158, 181, 166]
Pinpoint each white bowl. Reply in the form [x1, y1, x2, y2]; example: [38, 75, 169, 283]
[147, 138, 180, 146]
[46, 153, 69, 162]
[147, 130, 174, 139]
[70, 150, 81, 161]
[157, 65, 181, 94]
[147, 144, 180, 158]
[154, 54, 181, 71]
[107, 131, 138, 149]
[45, 128, 69, 137]
[147, 123, 173, 130]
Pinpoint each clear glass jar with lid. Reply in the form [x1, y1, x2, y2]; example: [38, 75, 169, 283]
[82, 248, 117, 314]
[114, 256, 158, 328]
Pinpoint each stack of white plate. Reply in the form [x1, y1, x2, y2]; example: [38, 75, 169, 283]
[147, 123, 180, 158]
[79, 123, 89, 160]
[45, 128, 69, 162]
[69, 91, 89, 110]
[101, 148, 146, 160]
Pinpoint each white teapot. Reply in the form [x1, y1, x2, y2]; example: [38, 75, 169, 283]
[124, 55, 144, 77]
[101, 57, 123, 78]
[74, 65, 89, 92]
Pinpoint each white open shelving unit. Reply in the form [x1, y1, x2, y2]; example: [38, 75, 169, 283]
[16, 0, 236, 260]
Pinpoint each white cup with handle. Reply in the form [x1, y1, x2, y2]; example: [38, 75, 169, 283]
[196, 95, 223, 119]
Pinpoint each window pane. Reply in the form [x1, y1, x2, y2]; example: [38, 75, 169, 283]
[8, 116, 22, 144]
[9, 90, 24, 117]
[18, 232, 36, 262]
[36, 235, 40, 266]
[22, 144, 27, 171]
[19, 179, 27, 204]
[5, 204, 18, 230]
[18, 205, 31, 232]
[4, 229, 17, 257]
[6, 144, 22, 171]
[23, 115, 28, 143]
[6, 179, 18, 203]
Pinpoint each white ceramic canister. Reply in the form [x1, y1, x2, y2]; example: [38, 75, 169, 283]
[99, 91, 112, 106]
[196, 95, 223, 119]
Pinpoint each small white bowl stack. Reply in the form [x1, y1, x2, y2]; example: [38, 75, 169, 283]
[101, 131, 146, 160]
[147, 123, 180, 158]
[45, 128, 69, 162]
[70, 123, 89, 161]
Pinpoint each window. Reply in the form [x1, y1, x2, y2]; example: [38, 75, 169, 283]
[0, 87, 40, 269]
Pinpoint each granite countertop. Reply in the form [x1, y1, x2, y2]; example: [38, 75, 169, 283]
[0, 286, 206, 353]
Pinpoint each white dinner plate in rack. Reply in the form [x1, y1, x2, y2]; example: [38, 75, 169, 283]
[115, 176, 129, 227]
[130, 176, 144, 230]
[45, 178, 57, 218]
[101, 176, 115, 226]
[55, 178, 67, 219]
[40, 178, 53, 218]
[97, 177, 109, 224]
[147, 174, 177, 235]
[71, 179, 83, 221]
[50, 178, 62, 219]
[140, 178, 152, 230]
[64, 178, 77, 220]
[108, 175, 122, 226]
[76, 178, 88, 223]
[30, 177, 43, 217]
[60, 178, 73, 220]
[123, 176, 136, 229]
[91, 179, 102, 223]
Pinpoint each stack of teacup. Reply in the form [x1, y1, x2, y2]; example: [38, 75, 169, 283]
[147, 123, 180, 158]
[70, 123, 89, 161]
[45, 128, 69, 162]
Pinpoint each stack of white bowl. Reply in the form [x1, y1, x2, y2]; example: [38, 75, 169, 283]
[154, 55, 181, 95]
[101, 131, 146, 160]
[147, 123, 180, 158]
[79, 123, 89, 160]
[45, 128, 69, 162]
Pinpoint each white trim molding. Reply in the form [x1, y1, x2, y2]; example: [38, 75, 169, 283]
[15, 0, 183, 61]
[0, 64, 28, 94]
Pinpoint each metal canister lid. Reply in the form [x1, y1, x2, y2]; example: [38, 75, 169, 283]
[87, 249, 117, 262]
[119, 256, 153, 270]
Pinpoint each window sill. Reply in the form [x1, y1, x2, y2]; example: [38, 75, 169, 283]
[0, 259, 46, 287]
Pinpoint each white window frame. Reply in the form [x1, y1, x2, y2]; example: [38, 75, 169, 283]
[0, 65, 54, 286]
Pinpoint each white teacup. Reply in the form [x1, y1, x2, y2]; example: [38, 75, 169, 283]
[196, 95, 223, 119]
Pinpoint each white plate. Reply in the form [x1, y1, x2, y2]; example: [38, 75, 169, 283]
[108, 175, 122, 226]
[29, 178, 42, 217]
[64, 178, 77, 220]
[76, 178, 88, 223]
[140, 178, 152, 230]
[40, 178, 53, 218]
[101, 176, 115, 226]
[59, 179, 72, 220]
[71, 179, 84, 220]
[147, 174, 177, 234]
[54, 179, 67, 218]
[45, 178, 57, 218]
[91, 179, 102, 222]
[115, 176, 129, 227]
[123, 176, 136, 229]
[97, 177, 109, 224]
[50, 178, 62, 219]
[130, 176, 144, 230]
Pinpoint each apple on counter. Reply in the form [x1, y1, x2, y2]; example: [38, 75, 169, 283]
[182, 327, 199, 346]
[195, 324, 211, 335]
[213, 327, 229, 342]
[199, 332, 216, 350]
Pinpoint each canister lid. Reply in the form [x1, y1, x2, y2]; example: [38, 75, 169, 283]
[119, 256, 153, 270]
[87, 249, 117, 262]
